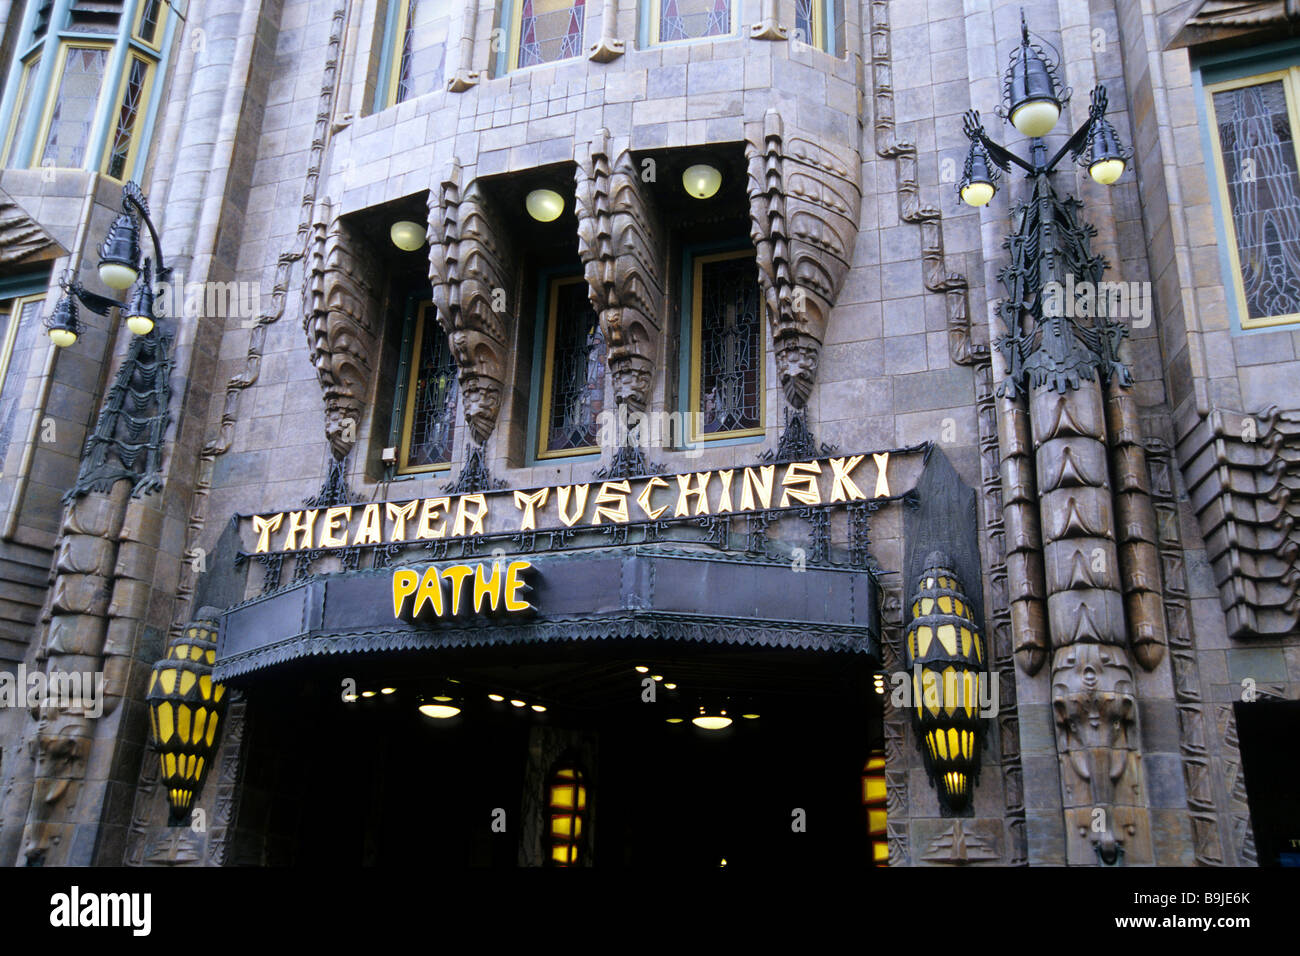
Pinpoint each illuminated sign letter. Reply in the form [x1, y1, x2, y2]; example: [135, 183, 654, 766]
[592, 481, 631, 524]
[386, 500, 419, 541]
[740, 466, 774, 511]
[873, 453, 891, 498]
[473, 562, 503, 612]
[320, 506, 352, 548]
[675, 472, 712, 516]
[252, 513, 283, 553]
[412, 566, 444, 618]
[779, 461, 822, 507]
[557, 485, 589, 527]
[416, 497, 450, 539]
[353, 503, 383, 545]
[716, 470, 735, 513]
[513, 488, 550, 531]
[635, 477, 670, 519]
[442, 564, 475, 615]
[505, 560, 534, 611]
[392, 569, 419, 617]
[284, 509, 320, 551]
[829, 456, 867, 502]
[452, 495, 489, 538]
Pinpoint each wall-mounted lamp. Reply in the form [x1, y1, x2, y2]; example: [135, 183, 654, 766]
[682, 163, 722, 199]
[525, 188, 565, 222]
[390, 220, 426, 251]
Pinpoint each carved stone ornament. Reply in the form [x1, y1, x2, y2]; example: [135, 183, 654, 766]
[575, 130, 663, 414]
[745, 109, 861, 408]
[428, 160, 518, 446]
[0, 187, 61, 264]
[1166, 0, 1300, 48]
[447, 0, 483, 91]
[303, 199, 381, 461]
[588, 0, 625, 61]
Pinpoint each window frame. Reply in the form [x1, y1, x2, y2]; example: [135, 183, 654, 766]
[32, 39, 116, 172]
[497, 0, 587, 76]
[643, 0, 737, 48]
[391, 298, 459, 476]
[100, 50, 156, 180]
[530, 269, 605, 462]
[680, 242, 767, 446]
[375, 0, 417, 112]
[0, 53, 42, 167]
[0, 293, 45, 395]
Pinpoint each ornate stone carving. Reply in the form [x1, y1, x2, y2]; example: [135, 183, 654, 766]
[0, 188, 60, 264]
[749, 0, 788, 39]
[448, 0, 482, 90]
[303, 199, 381, 461]
[428, 160, 517, 446]
[587, 0, 624, 60]
[575, 130, 663, 414]
[1167, 0, 1300, 48]
[21, 709, 93, 866]
[1175, 405, 1300, 638]
[745, 109, 861, 408]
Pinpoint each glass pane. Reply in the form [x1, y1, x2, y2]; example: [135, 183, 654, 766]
[545, 280, 605, 453]
[658, 0, 730, 42]
[405, 311, 458, 468]
[2, 56, 41, 167]
[1213, 79, 1300, 322]
[106, 58, 149, 180]
[698, 255, 761, 435]
[394, 0, 418, 103]
[40, 46, 110, 169]
[516, 0, 585, 69]
[0, 299, 44, 465]
[137, 0, 164, 44]
[794, 0, 814, 46]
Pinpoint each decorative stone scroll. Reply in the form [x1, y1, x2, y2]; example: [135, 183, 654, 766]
[575, 130, 663, 415]
[745, 109, 861, 408]
[427, 160, 518, 446]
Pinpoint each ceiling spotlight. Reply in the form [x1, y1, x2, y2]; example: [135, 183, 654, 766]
[525, 188, 564, 222]
[361, 690, 376, 698]
[651, 675, 663, 682]
[343, 693, 358, 702]
[635, 666, 649, 673]
[390, 220, 426, 251]
[380, 687, 396, 695]
[742, 713, 760, 719]
[693, 715, 733, 731]
[488, 693, 505, 702]
[510, 699, 527, 708]
[531, 704, 547, 712]
[682, 163, 722, 199]
[666, 718, 683, 724]
[664, 682, 677, 690]
[418, 703, 461, 719]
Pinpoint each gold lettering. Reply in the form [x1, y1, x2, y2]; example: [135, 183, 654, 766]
[557, 484, 589, 527]
[416, 497, 451, 539]
[319, 506, 351, 548]
[386, 500, 419, 541]
[505, 560, 534, 611]
[873, 453, 891, 497]
[740, 466, 775, 511]
[353, 503, 383, 545]
[635, 476, 670, 519]
[829, 456, 867, 502]
[675, 472, 712, 516]
[452, 494, 488, 537]
[513, 489, 550, 531]
[392, 569, 419, 618]
[252, 513, 283, 553]
[473, 562, 503, 612]
[592, 480, 631, 524]
[442, 564, 475, 615]
[716, 470, 735, 513]
[285, 509, 320, 550]
[780, 461, 822, 507]
[412, 566, 444, 618]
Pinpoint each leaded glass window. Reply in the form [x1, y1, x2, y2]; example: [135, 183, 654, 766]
[1207, 70, 1300, 327]
[2, 56, 41, 167]
[794, 0, 819, 48]
[655, 0, 731, 43]
[39, 45, 110, 169]
[394, 0, 418, 104]
[0, 296, 43, 467]
[691, 250, 763, 439]
[399, 303, 458, 473]
[539, 275, 606, 457]
[513, 0, 585, 71]
[135, 0, 165, 46]
[105, 56, 150, 180]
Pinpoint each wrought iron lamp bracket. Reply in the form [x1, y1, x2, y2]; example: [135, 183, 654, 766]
[120, 181, 172, 281]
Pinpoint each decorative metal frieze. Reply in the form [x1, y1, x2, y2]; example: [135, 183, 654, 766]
[66, 328, 172, 501]
[443, 440, 505, 494]
[745, 108, 861, 408]
[303, 199, 381, 461]
[759, 407, 836, 464]
[574, 130, 663, 414]
[428, 160, 518, 445]
[877, 581, 910, 866]
[593, 442, 665, 480]
[1175, 405, 1300, 637]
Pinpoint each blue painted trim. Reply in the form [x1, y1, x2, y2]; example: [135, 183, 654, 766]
[0, 0, 44, 161]
[374, 0, 402, 112]
[10, 0, 76, 167]
[85, 0, 140, 174]
[495, 0, 514, 78]
[125, 0, 180, 183]
[0, 268, 51, 299]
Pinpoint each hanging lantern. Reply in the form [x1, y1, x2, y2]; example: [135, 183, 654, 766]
[1003, 12, 1062, 138]
[123, 258, 157, 336]
[547, 763, 589, 866]
[861, 750, 888, 865]
[44, 294, 83, 348]
[903, 552, 986, 813]
[98, 211, 142, 290]
[958, 137, 998, 207]
[146, 614, 228, 825]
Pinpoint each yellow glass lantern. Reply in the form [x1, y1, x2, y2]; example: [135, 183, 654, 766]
[146, 614, 228, 825]
[903, 552, 987, 813]
[547, 764, 588, 866]
[861, 751, 888, 865]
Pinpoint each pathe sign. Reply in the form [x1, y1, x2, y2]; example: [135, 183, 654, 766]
[391, 560, 535, 621]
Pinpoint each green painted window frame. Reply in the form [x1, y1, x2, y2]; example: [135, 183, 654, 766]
[386, 294, 458, 478]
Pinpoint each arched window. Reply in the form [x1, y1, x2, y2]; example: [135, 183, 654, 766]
[547, 763, 589, 866]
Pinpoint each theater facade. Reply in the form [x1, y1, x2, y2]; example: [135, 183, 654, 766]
[0, 0, 1298, 868]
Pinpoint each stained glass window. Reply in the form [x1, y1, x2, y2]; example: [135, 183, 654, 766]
[656, 0, 731, 43]
[39, 46, 110, 169]
[393, 0, 418, 104]
[794, 0, 818, 47]
[1209, 73, 1300, 327]
[2, 56, 41, 167]
[693, 250, 763, 439]
[514, 0, 585, 70]
[540, 276, 605, 456]
[135, 0, 165, 46]
[400, 303, 458, 472]
[105, 56, 150, 180]
[547, 765, 588, 867]
[0, 297, 43, 467]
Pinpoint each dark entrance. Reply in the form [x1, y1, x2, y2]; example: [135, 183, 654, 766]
[1236, 699, 1300, 867]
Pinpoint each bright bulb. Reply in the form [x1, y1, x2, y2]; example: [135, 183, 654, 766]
[525, 189, 564, 222]
[99, 262, 138, 291]
[742, 713, 760, 719]
[635, 666, 648, 673]
[488, 694, 505, 702]
[1089, 158, 1125, 186]
[361, 690, 376, 698]
[531, 704, 547, 712]
[961, 181, 995, 207]
[693, 715, 733, 730]
[682, 164, 722, 199]
[381, 687, 396, 695]
[48, 328, 77, 348]
[126, 314, 155, 336]
[390, 220, 426, 251]
[510, 699, 526, 708]
[664, 683, 677, 690]
[1010, 99, 1060, 138]
[418, 703, 461, 719]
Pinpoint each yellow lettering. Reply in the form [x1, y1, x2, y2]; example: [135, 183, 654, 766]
[412, 566, 444, 618]
[557, 484, 589, 527]
[592, 480, 631, 524]
[442, 564, 475, 615]
[452, 494, 488, 537]
[716, 470, 735, 513]
[284, 509, 320, 550]
[473, 562, 503, 612]
[353, 503, 383, 545]
[780, 461, 822, 507]
[386, 500, 419, 541]
[504, 560, 533, 611]
[392, 569, 419, 618]
[513, 488, 549, 531]
[252, 513, 283, 553]
[740, 466, 775, 511]
[829, 456, 867, 502]
[873, 452, 891, 497]
[675, 472, 712, 516]
[635, 476, 670, 519]
[416, 497, 450, 539]
[319, 506, 351, 548]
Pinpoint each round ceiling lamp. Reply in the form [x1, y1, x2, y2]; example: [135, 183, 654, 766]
[525, 189, 564, 222]
[682, 163, 722, 199]
[390, 220, 426, 251]
[692, 706, 732, 731]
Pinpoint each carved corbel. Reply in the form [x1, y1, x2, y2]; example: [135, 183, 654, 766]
[428, 161, 517, 446]
[745, 109, 861, 408]
[303, 199, 381, 461]
[448, 0, 482, 91]
[750, 0, 788, 39]
[588, 0, 625, 61]
[575, 130, 663, 414]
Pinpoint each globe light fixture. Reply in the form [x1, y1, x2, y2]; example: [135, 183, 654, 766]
[525, 188, 564, 222]
[692, 706, 732, 731]
[98, 212, 142, 290]
[390, 220, 426, 251]
[44, 295, 81, 348]
[123, 259, 157, 336]
[682, 163, 722, 199]
[1083, 103, 1129, 185]
[959, 137, 998, 208]
[1005, 14, 1062, 139]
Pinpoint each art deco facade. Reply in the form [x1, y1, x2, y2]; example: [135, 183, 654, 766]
[0, 0, 1296, 867]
